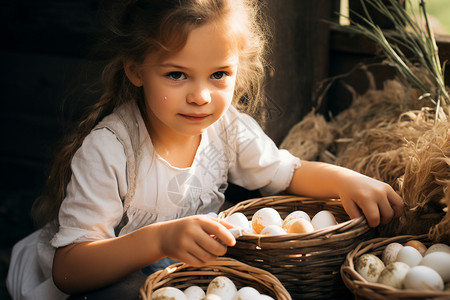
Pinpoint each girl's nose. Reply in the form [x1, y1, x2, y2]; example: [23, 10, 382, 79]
[186, 83, 211, 105]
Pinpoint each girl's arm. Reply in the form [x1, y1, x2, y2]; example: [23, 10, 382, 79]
[286, 160, 403, 227]
[52, 215, 235, 294]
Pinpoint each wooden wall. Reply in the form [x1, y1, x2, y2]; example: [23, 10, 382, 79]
[1, 1, 450, 297]
[263, 0, 336, 144]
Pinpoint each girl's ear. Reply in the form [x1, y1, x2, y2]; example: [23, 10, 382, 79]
[124, 60, 143, 87]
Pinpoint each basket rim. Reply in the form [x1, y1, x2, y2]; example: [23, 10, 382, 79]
[340, 234, 450, 299]
[218, 195, 371, 245]
[140, 257, 292, 300]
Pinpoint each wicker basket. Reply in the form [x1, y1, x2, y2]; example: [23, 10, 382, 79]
[341, 234, 450, 300]
[218, 195, 375, 299]
[139, 257, 291, 300]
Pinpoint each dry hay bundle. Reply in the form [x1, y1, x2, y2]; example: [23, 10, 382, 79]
[379, 118, 450, 243]
[281, 73, 449, 242]
[332, 79, 432, 141]
[279, 111, 334, 162]
[335, 108, 436, 190]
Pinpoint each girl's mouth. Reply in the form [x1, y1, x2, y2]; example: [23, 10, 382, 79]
[179, 113, 210, 121]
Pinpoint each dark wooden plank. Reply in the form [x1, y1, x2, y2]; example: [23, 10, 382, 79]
[264, 0, 333, 144]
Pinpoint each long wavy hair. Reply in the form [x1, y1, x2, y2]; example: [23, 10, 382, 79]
[32, 0, 270, 228]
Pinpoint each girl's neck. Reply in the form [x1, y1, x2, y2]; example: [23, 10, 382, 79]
[151, 129, 201, 168]
[140, 106, 201, 168]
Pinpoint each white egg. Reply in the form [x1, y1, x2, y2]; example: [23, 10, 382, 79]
[255, 295, 275, 300]
[377, 261, 410, 289]
[237, 286, 260, 299]
[184, 285, 205, 300]
[403, 265, 444, 291]
[251, 208, 283, 234]
[152, 287, 188, 300]
[382, 243, 403, 265]
[355, 253, 385, 283]
[404, 240, 427, 256]
[247, 222, 256, 234]
[206, 212, 218, 218]
[260, 224, 286, 235]
[203, 295, 221, 300]
[206, 276, 237, 300]
[311, 210, 338, 230]
[395, 246, 423, 267]
[226, 212, 250, 230]
[284, 218, 314, 234]
[424, 243, 450, 256]
[419, 251, 450, 282]
[282, 210, 311, 229]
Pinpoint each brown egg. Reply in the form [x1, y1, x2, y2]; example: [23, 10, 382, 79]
[405, 240, 427, 256]
[284, 218, 314, 234]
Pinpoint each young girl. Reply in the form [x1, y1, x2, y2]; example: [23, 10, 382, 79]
[7, 0, 403, 299]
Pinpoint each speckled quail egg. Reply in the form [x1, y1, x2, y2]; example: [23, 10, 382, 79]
[152, 287, 187, 300]
[203, 295, 221, 300]
[206, 276, 237, 300]
[377, 261, 410, 289]
[355, 253, 385, 283]
[382, 242, 403, 265]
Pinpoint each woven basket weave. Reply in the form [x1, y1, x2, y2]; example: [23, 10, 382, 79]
[341, 234, 450, 300]
[139, 257, 291, 300]
[218, 195, 375, 299]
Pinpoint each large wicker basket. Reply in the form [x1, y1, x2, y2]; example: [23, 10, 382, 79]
[218, 195, 375, 299]
[139, 257, 291, 300]
[341, 234, 450, 299]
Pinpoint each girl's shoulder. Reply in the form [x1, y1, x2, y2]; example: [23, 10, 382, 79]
[219, 105, 260, 129]
[214, 105, 265, 145]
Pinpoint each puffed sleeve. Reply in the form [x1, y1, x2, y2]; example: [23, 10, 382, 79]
[225, 107, 301, 195]
[50, 128, 127, 248]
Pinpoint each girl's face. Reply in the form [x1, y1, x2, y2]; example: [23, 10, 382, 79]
[129, 21, 239, 140]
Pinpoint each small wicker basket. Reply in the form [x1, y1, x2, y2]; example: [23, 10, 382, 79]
[218, 195, 375, 299]
[139, 257, 291, 300]
[341, 234, 450, 300]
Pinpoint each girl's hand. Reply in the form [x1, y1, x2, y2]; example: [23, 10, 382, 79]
[337, 172, 403, 227]
[157, 215, 236, 267]
[287, 160, 404, 228]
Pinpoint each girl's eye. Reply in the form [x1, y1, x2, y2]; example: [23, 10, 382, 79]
[211, 71, 228, 80]
[167, 72, 186, 81]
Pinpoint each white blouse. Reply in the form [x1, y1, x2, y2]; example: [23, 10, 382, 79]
[7, 104, 300, 300]
[51, 105, 300, 247]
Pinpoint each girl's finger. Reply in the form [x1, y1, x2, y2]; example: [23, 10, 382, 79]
[184, 250, 211, 267]
[341, 197, 363, 220]
[201, 219, 236, 247]
[359, 200, 381, 227]
[388, 190, 404, 218]
[377, 197, 395, 225]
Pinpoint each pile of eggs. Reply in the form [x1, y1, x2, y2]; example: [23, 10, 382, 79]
[355, 240, 450, 291]
[225, 207, 338, 235]
[151, 275, 274, 300]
